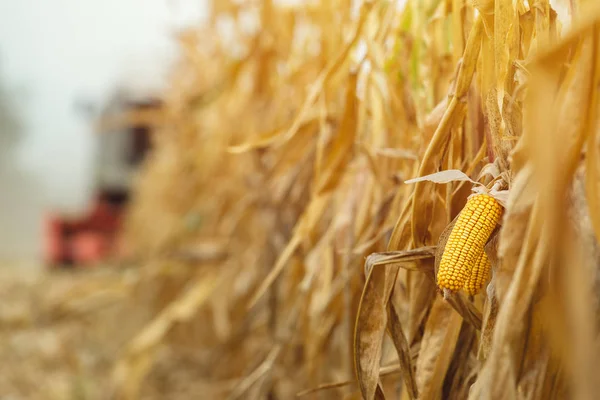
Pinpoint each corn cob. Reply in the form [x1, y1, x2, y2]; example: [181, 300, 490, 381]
[437, 194, 502, 293]
[463, 248, 491, 296]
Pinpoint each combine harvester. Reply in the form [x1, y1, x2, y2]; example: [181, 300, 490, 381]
[44, 93, 159, 267]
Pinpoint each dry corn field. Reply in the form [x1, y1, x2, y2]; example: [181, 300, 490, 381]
[7, 0, 600, 398]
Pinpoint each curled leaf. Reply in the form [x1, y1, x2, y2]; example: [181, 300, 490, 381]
[404, 169, 480, 185]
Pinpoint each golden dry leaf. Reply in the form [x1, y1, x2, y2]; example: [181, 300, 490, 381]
[494, 0, 515, 114]
[316, 72, 359, 194]
[584, 29, 600, 244]
[354, 264, 395, 400]
[388, 302, 418, 399]
[415, 297, 462, 399]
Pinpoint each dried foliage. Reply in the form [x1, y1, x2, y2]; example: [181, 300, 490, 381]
[8, 0, 600, 399]
[118, 0, 600, 398]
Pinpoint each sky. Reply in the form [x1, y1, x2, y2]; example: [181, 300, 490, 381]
[0, 0, 207, 259]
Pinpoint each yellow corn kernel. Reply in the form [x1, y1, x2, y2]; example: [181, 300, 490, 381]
[463, 248, 491, 296]
[437, 194, 502, 292]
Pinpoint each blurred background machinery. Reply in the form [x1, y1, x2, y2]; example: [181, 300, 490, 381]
[44, 94, 159, 267]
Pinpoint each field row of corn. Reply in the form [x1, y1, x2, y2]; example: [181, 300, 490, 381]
[116, 0, 600, 398]
[5, 0, 600, 399]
